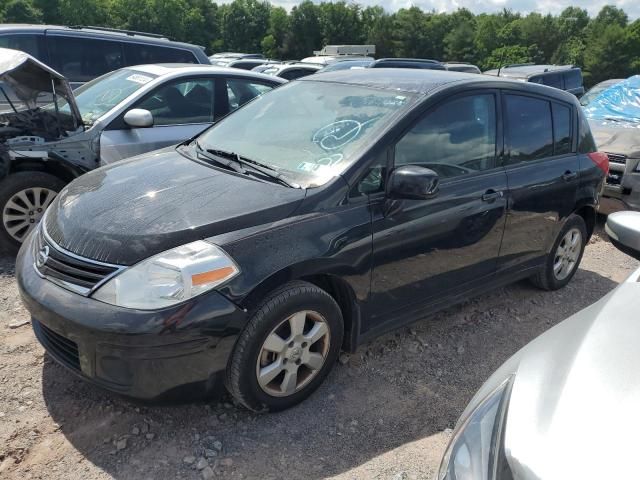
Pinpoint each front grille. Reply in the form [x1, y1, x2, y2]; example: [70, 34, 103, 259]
[607, 153, 627, 165]
[32, 320, 81, 372]
[33, 227, 121, 294]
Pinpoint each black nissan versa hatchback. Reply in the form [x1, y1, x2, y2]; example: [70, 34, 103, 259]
[17, 69, 608, 412]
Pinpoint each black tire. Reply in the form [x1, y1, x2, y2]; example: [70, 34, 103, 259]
[531, 214, 587, 291]
[0, 172, 66, 253]
[226, 281, 344, 412]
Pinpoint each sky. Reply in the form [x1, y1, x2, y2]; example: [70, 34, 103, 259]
[246, 0, 640, 20]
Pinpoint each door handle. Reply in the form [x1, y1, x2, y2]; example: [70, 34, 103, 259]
[562, 171, 578, 182]
[481, 190, 504, 202]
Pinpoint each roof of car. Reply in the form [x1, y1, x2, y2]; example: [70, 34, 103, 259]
[124, 63, 287, 83]
[305, 68, 579, 102]
[0, 24, 203, 50]
[485, 64, 579, 78]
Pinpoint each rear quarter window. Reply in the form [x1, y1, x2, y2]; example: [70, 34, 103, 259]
[564, 70, 583, 90]
[552, 103, 574, 155]
[124, 43, 197, 65]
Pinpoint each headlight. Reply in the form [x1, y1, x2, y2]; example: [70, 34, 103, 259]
[438, 377, 513, 480]
[92, 240, 239, 309]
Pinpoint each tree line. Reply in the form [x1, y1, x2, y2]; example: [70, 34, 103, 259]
[2, 0, 640, 86]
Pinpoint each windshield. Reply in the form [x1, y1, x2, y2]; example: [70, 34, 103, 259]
[197, 81, 415, 187]
[50, 69, 158, 124]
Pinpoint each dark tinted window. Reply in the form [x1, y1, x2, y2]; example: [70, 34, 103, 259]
[280, 69, 314, 80]
[564, 69, 583, 89]
[135, 78, 214, 125]
[226, 78, 274, 112]
[395, 94, 497, 178]
[48, 36, 124, 82]
[530, 73, 563, 89]
[504, 95, 553, 164]
[552, 103, 572, 155]
[124, 43, 197, 65]
[0, 34, 42, 59]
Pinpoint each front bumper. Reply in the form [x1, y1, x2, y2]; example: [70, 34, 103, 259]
[16, 234, 248, 401]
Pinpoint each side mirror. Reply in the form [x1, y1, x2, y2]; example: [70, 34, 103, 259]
[388, 165, 439, 200]
[605, 211, 640, 260]
[123, 109, 153, 128]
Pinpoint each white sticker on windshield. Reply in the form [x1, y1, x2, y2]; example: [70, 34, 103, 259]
[126, 74, 153, 85]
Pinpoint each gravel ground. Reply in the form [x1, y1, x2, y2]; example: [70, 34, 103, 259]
[0, 223, 637, 480]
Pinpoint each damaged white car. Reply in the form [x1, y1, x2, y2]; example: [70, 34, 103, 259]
[0, 48, 285, 250]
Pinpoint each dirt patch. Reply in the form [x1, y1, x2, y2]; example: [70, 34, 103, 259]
[0, 225, 637, 480]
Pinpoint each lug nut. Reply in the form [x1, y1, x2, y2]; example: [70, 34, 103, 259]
[288, 341, 294, 348]
[301, 342, 307, 348]
[295, 359, 301, 365]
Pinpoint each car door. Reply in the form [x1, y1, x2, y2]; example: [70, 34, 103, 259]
[99, 77, 215, 164]
[497, 93, 579, 272]
[367, 91, 508, 331]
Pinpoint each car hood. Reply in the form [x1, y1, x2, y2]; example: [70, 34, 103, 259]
[500, 268, 640, 479]
[588, 118, 640, 158]
[44, 147, 306, 265]
[0, 47, 81, 127]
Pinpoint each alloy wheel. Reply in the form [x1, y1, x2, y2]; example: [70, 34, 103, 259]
[256, 310, 331, 397]
[553, 227, 582, 281]
[2, 187, 57, 242]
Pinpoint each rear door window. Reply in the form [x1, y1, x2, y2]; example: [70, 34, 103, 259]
[0, 33, 44, 60]
[47, 36, 124, 82]
[504, 95, 554, 164]
[552, 103, 573, 155]
[395, 93, 497, 178]
[124, 44, 197, 65]
[134, 78, 214, 125]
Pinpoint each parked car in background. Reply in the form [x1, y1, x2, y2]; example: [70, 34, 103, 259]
[209, 54, 276, 71]
[318, 59, 374, 72]
[370, 58, 446, 70]
[0, 48, 284, 249]
[209, 53, 264, 61]
[259, 61, 323, 80]
[444, 62, 481, 74]
[439, 210, 640, 480]
[0, 24, 210, 91]
[16, 69, 606, 412]
[583, 75, 640, 213]
[301, 44, 375, 66]
[484, 64, 585, 97]
[580, 78, 624, 106]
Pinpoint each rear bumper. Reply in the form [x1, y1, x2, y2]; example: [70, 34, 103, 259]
[17, 234, 248, 401]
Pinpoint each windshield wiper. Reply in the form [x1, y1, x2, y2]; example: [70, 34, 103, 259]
[194, 141, 245, 174]
[202, 146, 300, 188]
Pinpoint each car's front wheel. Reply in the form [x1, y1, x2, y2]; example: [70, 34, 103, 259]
[532, 214, 587, 290]
[226, 281, 343, 412]
[0, 172, 65, 252]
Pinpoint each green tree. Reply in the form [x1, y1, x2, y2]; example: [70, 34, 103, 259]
[584, 24, 631, 83]
[444, 19, 476, 63]
[318, 1, 364, 45]
[262, 6, 288, 58]
[362, 6, 395, 58]
[484, 45, 533, 70]
[221, 0, 270, 53]
[285, 1, 322, 59]
[3, 0, 43, 23]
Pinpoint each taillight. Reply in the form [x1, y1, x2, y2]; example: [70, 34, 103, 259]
[588, 152, 609, 175]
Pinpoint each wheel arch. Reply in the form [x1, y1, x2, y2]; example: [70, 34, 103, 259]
[573, 203, 597, 240]
[8, 157, 86, 184]
[237, 265, 362, 354]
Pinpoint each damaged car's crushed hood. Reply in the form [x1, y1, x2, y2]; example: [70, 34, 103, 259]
[44, 147, 307, 265]
[0, 47, 81, 128]
[489, 268, 640, 479]
[588, 118, 640, 158]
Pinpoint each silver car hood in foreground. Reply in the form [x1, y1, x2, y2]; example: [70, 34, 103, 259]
[480, 267, 640, 479]
[0, 47, 81, 127]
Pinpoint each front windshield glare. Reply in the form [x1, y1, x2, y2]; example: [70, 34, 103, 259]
[198, 81, 414, 187]
[55, 69, 157, 124]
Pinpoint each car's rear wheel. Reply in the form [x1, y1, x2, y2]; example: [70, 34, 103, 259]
[0, 172, 65, 252]
[532, 214, 587, 290]
[226, 281, 343, 412]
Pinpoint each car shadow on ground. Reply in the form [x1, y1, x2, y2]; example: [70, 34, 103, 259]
[40, 263, 622, 479]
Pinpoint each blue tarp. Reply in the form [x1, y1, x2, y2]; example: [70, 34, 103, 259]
[584, 75, 640, 124]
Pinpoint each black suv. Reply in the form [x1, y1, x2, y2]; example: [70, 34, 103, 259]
[17, 69, 608, 412]
[0, 24, 210, 88]
[485, 64, 585, 97]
